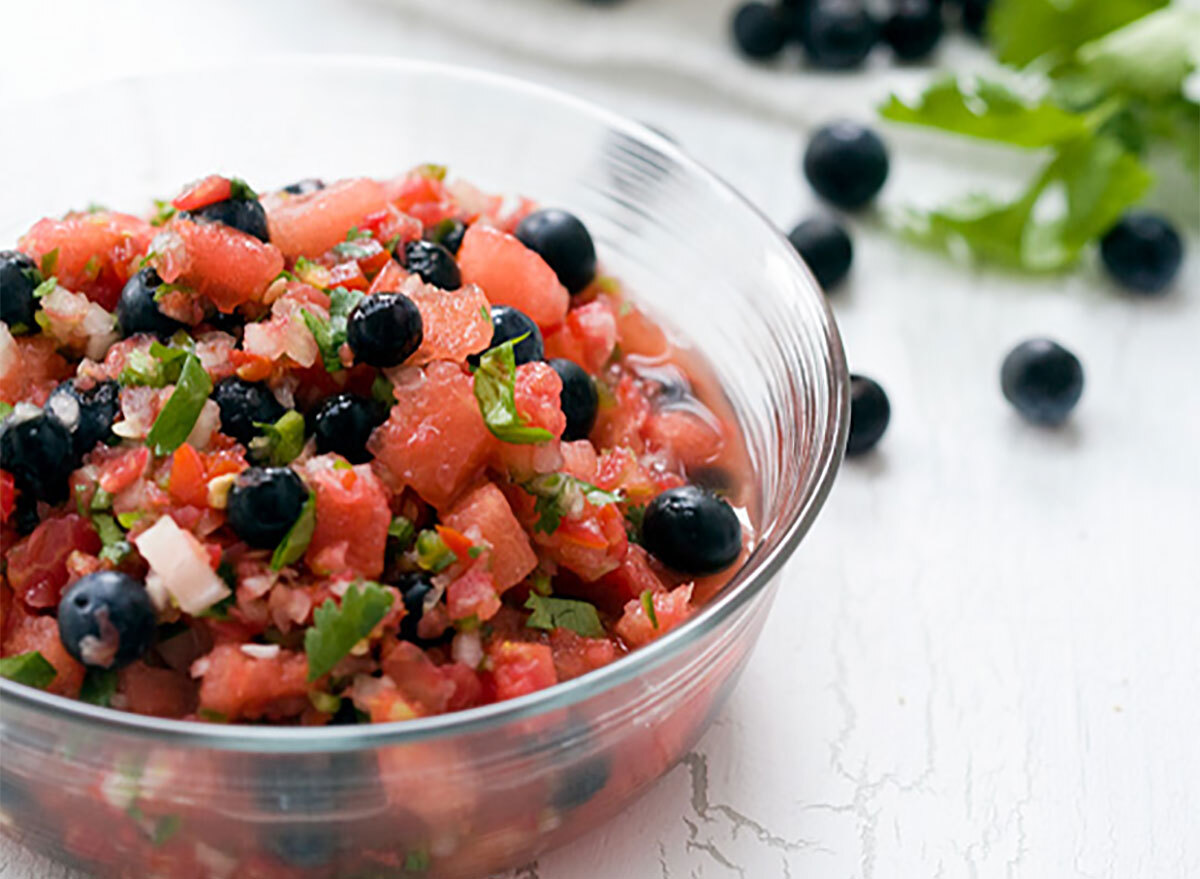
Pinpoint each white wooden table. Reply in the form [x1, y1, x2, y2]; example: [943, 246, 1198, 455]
[3, 1, 1197, 877]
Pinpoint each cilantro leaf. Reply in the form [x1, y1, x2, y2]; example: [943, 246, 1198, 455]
[988, 0, 1166, 69]
[228, 177, 258, 201]
[522, 473, 623, 535]
[880, 76, 1094, 148]
[624, 504, 646, 544]
[120, 341, 190, 388]
[150, 199, 177, 227]
[145, 353, 213, 455]
[524, 593, 605, 638]
[1074, 7, 1200, 99]
[472, 336, 555, 445]
[93, 513, 133, 564]
[332, 240, 377, 260]
[301, 287, 363, 372]
[344, 226, 373, 241]
[0, 651, 57, 689]
[249, 410, 306, 466]
[270, 491, 316, 571]
[32, 277, 58, 299]
[80, 668, 120, 706]
[305, 581, 395, 681]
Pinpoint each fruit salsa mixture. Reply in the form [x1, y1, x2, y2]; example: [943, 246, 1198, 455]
[0, 168, 753, 725]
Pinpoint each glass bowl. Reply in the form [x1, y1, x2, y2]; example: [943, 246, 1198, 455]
[0, 58, 847, 879]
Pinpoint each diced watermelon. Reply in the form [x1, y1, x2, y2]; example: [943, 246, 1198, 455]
[592, 374, 651, 453]
[559, 439, 600, 481]
[368, 361, 493, 510]
[18, 211, 155, 311]
[118, 662, 198, 718]
[6, 514, 102, 609]
[486, 641, 557, 701]
[2, 606, 86, 697]
[492, 361, 568, 479]
[194, 644, 310, 721]
[442, 483, 538, 591]
[380, 639, 457, 715]
[367, 259, 407, 295]
[158, 219, 284, 313]
[171, 175, 233, 212]
[0, 335, 72, 406]
[599, 544, 667, 609]
[543, 299, 618, 374]
[457, 224, 569, 328]
[592, 446, 661, 504]
[642, 409, 725, 469]
[0, 471, 15, 524]
[399, 276, 492, 366]
[445, 564, 501, 622]
[549, 628, 620, 681]
[614, 582, 695, 648]
[266, 178, 391, 261]
[383, 170, 459, 227]
[303, 455, 391, 579]
[615, 302, 670, 358]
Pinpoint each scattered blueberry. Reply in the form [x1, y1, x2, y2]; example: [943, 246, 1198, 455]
[882, 0, 943, 60]
[802, 0, 878, 70]
[346, 292, 424, 368]
[787, 216, 854, 290]
[549, 358, 599, 441]
[312, 393, 384, 464]
[846, 374, 890, 455]
[1099, 211, 1183, 294]
[282, 178, 325, 195]
[402, 239, 461, 290]
[485, 305, 544, 366]
[213, 377, 286, 445]
[803, 121, 889, 209]
[11, 494, 40, 536]
[396, 571, 435, 643]
[515, 209, 597, 294]
[1000, 339, 1084, 425]
[426, 218, 467, 255]
[227, 467, 309, 549]
[193, 198, 270, 243]
[0, 250, 40, 333]
[57, 572, 156, 670]
[116, 268, 186, 338]
[0, 409, 75, 504]
[731, 2, 789, 60]
[641, 485, 742, 575]
[45, 379, 120, 460]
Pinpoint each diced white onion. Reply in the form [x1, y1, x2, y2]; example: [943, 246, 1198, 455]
[451, 631, 483, 669]
[239, 644, 280, 660]
[134, 516, 230, 615]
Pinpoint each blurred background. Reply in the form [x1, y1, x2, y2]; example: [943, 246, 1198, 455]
[3, 1, 1197, 877]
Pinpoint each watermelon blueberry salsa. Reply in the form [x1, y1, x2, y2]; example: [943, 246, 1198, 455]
[0, 168, 752, 725]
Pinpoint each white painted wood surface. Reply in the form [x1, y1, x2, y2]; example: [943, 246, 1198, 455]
[3, 2, 1197, 877]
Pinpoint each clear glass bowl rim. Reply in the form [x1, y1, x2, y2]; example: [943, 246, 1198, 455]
[0, 55, 849, 752]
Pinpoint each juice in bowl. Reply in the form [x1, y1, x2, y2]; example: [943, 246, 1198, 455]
[0, 60, 847, 879]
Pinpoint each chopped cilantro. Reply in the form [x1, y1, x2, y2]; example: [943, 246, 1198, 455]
[415, 163, 447, 181]
[530, 571, 552, 596]
[0, 652, 57, 689]
[524, 593, 605, 638]
[272, 268, 297, 283]
[305, 581, 395, 681]
[467, 545, 485, 559]
[116, 511, 144, 529]
[479, 304, 491, 322]
[40, 248, 59, 276]
[80, 668, 119, 707]
[332, 458, 353, 471]
[119, 341, 190, 388]
[85, 202, 108, 214]
[332, 239, 377, 260]
[92, 513, 133, 564]
[151, 814, 182, 846]
[624, 504, 646, 544]
[249, 410, 306, 466]
[150, 200, 177, 227]
[415, 529, 455, 573]
[522, 473, 623, 535]
[404, 849, 432, 872]
[472, 335, 555, 445]
[0, 402, 13, 421]
[640, 589, 659, 629]
[32, 277, 58, 299]
[293, 256, 320, 276]
[428, 218, 459, 246]
[301, 287, 364, 372]
[145, 353, 213, 455]
[309, 690, 342, 714]
[371, 372, 395, 408]
[383, 233, 402, 255]
[388, 515, 415, 549]
[82, 254, 101, 278]
[228, 177, 258, 200]
[270, 492, 316, 571]
[344, 226, 373, 241]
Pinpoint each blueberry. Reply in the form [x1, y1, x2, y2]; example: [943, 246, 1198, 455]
[426, 218, 467, 255]
[312, 393, 384, 464]
[787, 216, 853, 290]
[802, 0, 878, 70]
[846, 374, 890, 455]
[882, 0, 943, 60]
[1099, 211, 1183, 294]
[1001, 339, 1084, 425]
[402, 239, 461, 290]
[45, 380, 120, 460]
[193, 198, 270, 243]
[803, 121, 889, 209]
[227, 467, 309, 549]
[551, 756, 611, 811]
[515, 209, 597, 294]
[11, 494, 40, 536]
[57, 572, 156, 670]
[484, 305, 544, 366]
[0, 409, 74, 504]
[731, 2, 789, 59]
[213, 377, 286, 445]
[346, 292, 424, 368]
[282, 178, 325, 195]
[116, 268, 186, 338]
[960, 0, 990, 36]
[549, 358, 598, 441]
[641, 485, 742, 575]
[396, 571, 435, 642]
[0, 250, 40, 333]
